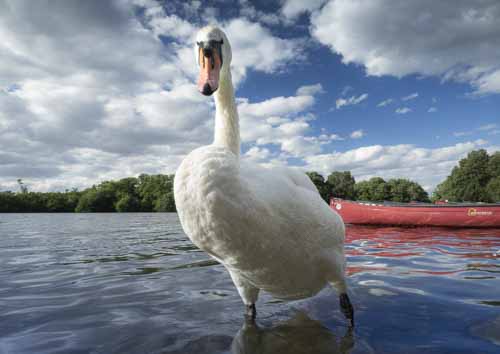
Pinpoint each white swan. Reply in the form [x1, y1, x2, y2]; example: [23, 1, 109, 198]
[174, 26, 353, 325]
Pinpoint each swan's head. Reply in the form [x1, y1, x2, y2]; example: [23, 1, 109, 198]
[195, 26, 231, 96]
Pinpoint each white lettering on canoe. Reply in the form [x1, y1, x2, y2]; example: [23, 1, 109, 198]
[467, 208, 493, 216]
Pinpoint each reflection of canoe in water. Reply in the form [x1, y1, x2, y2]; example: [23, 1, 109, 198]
[330, 198, 500, 227]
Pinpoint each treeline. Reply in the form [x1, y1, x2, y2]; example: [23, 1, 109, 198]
[307, 172, 430, 203]
[307, 149, 500, 203]
[0, 150, 498, 212]
[0, 174, 176, 213]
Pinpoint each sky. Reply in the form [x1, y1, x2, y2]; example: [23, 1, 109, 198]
[0, 0, 499, 193]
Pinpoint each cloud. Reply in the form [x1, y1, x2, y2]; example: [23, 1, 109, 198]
[281, 0, 328, 20]
[336, 93, 368, 109]
[477, 123, 499, 136]
[395, 107, 411, 114]
[223, 18, 303, 82]
[401, 92, 418, 101]
[453, 131, 471, 137]
[304, 140, 497, 192]
[428, 107, 437, 113]
[454, 123, 499, 138]
[350, 130, 365, 139]
[237, 89, 325, 158]
[296, 83, 324, 96]
[328, 134, 344, 141]
[244, 146, 271, 161]
[239, 0, 283, 26]
[0, 0, 306, 191]
[478, 123, 498, 131]
[239, 95, 315, 118]
[377, 98, 394, 107]
[142, 4, 302, 85]
[340, 85, 353, 96]
[310, 0, 500, 95]
[473, 69, 500, 95]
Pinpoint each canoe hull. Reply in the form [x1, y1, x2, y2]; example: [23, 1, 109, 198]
[330, 199, 500, 227]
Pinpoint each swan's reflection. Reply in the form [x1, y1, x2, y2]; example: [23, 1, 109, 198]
[231, 311, 354, 354]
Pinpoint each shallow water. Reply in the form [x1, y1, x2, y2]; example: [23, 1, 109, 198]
[0, 213, 499, 354]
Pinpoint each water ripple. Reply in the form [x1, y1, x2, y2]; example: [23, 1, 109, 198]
[0, 214, 499, 353]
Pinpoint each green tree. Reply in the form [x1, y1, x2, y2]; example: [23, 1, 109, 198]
[353, 180, 371, 201]
[327, 171, 356, 200]
[76, 187, 116, 212]
[486, 176, 500, 202]
[45, 192, 73, 212]
[306, 171, 329, 202]
[115, 194, 141, 212]
[386, 178, 429, 202]
[433, 149, 493, 202]
[137, 174, 175, 211]
[154, 191, 176, 212]
[487, 152, 500, 178]
[0, 192, 23, 212]
[407, 182, 429, 202]
[354, 177, 389, 201]
[354, 177, 429, 202]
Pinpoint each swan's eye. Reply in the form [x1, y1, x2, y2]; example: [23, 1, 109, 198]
[197, 40, 223, 68]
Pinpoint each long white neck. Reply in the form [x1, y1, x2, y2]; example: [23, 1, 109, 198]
[213, 69, 240, 157]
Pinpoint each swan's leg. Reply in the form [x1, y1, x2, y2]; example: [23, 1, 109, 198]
[245, 303, 256, 320]
[330, 278, 355, 327]
[227, 269, 260, 319]
[339, 292, 354, 327]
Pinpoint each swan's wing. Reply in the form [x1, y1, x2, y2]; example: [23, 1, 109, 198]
[240, 161, 344, 249]
[265, 165, 319, 194]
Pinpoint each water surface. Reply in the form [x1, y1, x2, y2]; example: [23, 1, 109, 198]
[0, 213, 499, 353]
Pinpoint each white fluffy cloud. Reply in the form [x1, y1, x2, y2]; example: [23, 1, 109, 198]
[396, 107, 412, 114]
[377, 98, 393, 107]
[239, 0, 283, 26]
[304, 140, 498, 192]
[237, 89, 329, 157]
[402, 93, 419, 101]
[350, 130, 365, 139]
[244, 146, 271, 161]
[224, 18, 302, 83]
[296, 83, 324, 96]
[141, 3, 302, 85]
[0, 0, 304, 191]
[281, 0, 328, 20]
[336, 93, 368, 109]
[310, 0, 500, 94]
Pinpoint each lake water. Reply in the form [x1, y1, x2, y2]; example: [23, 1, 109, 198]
[0, 213, 499, 354]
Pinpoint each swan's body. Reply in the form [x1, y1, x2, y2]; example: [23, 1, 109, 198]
[175, 145, 346, 299]
[174, 26, 353, 324]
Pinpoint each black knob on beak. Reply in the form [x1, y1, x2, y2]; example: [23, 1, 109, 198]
[202, 47, 212, 58]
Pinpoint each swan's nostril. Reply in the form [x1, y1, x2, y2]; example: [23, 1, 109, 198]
[201, 83, 213, 96]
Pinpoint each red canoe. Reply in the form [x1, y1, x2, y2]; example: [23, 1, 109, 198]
[330, 198, 500, 227]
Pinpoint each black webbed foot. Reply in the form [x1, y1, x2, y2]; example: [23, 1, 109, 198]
[245, 303, 256, 320]
[339, 293, 354, 327]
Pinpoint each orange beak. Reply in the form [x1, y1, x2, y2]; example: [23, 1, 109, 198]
[197, 46, 221, 96]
